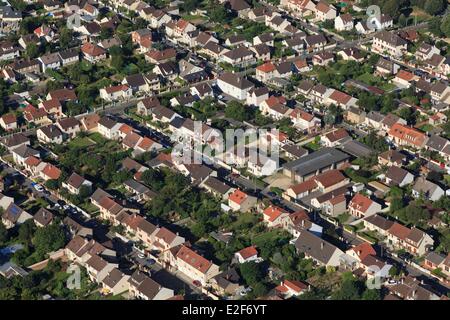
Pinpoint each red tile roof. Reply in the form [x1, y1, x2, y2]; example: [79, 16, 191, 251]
[290, 179, 317, 195]
[256, 62, 276, 73]
[42, 163, 61, 180]
[325, 128, 349, 142]
[81, 42, 106, 57]
[1, 113, 16, 124]
[228, 189, 248, 205]
[349, 242, 376, 261]
[176, 245, 212, 274]
[388, 123, 427, 147]
[314, 169, 346, 188]
[349, 193, 374, 214]
[25, 156, 41, 167]
[137, 137, 155, 150]
[396, 70, 415, 81]
[237, 246, 258, 260]
[388, 222, 411, 240]
[263, 205, 287, 222]
[329, 90, 352, 105]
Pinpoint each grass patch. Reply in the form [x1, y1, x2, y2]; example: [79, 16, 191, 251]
[79, 202, 99, 214]
[336, 212, 351, 225]
[88, 132, 108, 144]
[357, 231, 378, 244]
[68, 137, 96, 149]
[418, 124, 433, 132]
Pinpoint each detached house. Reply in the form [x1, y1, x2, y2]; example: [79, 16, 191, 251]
[85, 254, 117, 283]
[294, 230, 344, 267]
[220, 47, 256, 68]
[412, 177, 445, 201]
[0, 113, 17, 131]
[348, 193, 382, 219]
[81, 42, 107, 63]
[56, 117, 80, 139]
[98, 117, 122, 140]
[314, 1, 336, 21]
[40, 163, 62, 181]
[228, 189, 257, 212]
[234, 246, 260, 264]
[128, 271, 174, 300]
[321, 128, 350, 147]
[262, 205, 289, 228]
[37, 125, 64, 144]
[334, 14, 353, 31]
[39, 99, 63, 118]
[63, 172, 93, 195]
[99, 84, 132, 101]
[2, 203, 32, 229]
[217, 72, 254, 100]
[384, 166, 414, 187]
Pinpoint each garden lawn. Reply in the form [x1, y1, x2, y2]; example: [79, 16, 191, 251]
[68, 137, 96, 149]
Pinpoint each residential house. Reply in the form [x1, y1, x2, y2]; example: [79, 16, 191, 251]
[384, 166, 414, 187]
[217, 72, 254, 100]
[387, 223, 434, 256]
[0, 114, 17, 131]
[388, 123, 428, 149]
[36, 125, 64, 144]
[334, 14, 353, 31]
[321, 128, 351, 147]
[56, 117, 81, 139]
[372, 31, 407, 58]
[1, 203, 32, 229]
[294, 230, 344, 267]
[412, 177, 445, 201]
[62, 172, 92, 195]
[81, 42, 107, 63]
[234, 246, 260, 264]
[175, 245, 220, 286]
[228, 189, 257, 212]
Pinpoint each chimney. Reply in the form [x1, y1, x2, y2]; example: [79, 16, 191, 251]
[321, 242, 324, 250]
[301, 219, 304, 227]
[358, 250, 362, 256]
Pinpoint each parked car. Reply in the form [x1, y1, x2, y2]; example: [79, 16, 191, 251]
[33, 184, 44, 192]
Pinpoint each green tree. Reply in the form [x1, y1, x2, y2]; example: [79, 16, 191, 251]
[424, 0, 446, 15]
[225, 101, 251, 122]
[239, 262, 264, 286]
[390, 198, 405, 213]
[26, 43, 41, 59]
[389, 265, 399, 277]
[0, 221, 8, 244]
[332, 278, 363, 300]
[45, 179, 59, 190]
[440, 14, 450, 38]
[382, 0, 400, 19]
[18, 220, 36, 245]
[78, 185, 92, 199]
[362, 289, 381, 300]
[33, 224, 66, 254]
[210, 6, 230, 23]
[59, 28, 73, 49]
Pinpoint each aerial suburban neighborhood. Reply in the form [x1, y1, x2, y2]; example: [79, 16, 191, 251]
[0, 0, 449, 304]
